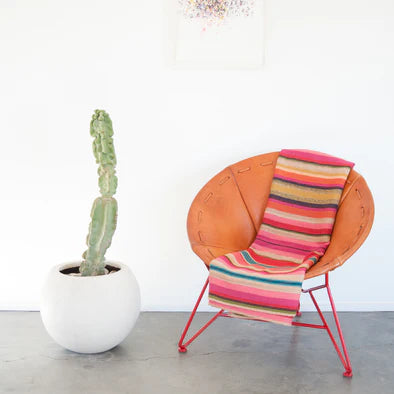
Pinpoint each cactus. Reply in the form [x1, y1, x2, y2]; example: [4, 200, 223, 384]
[79, 110, 118, 276]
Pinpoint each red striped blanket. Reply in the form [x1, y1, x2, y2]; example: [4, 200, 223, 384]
[208, 149, 354, 326]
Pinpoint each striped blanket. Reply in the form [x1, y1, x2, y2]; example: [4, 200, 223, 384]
[208, 149, 354, 326]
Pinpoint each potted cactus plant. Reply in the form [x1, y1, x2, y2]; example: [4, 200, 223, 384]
[40, 110, 140, 354]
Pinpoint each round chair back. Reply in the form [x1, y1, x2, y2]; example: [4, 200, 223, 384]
[187, 152, 374, 279]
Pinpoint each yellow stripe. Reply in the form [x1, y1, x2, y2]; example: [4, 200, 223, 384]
[271, 190, 341, 206]
[261, 224, 331, 243]
[271, 179, 342, 201]
[276, 163, 349, 179]
[264, 207, 335, 224]
[277, 156, 351, 178]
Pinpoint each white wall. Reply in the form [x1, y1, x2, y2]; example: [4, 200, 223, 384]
[1, 0, 393, 312]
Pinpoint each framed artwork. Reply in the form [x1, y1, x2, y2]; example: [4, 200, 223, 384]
[169, 0, 265, 69]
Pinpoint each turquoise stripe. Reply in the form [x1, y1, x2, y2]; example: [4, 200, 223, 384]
[240, 250, 298, 268]
[210, 264, 302, 287]
[240, 250, 272, 267]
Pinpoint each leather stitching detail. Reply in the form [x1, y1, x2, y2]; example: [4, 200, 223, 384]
[228, 165, 259, 234]
[339, 173, 360, 206]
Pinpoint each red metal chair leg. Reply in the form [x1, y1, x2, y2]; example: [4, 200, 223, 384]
[325, 274, 353, 377]
[293, 273, 353, 377]
[178, 278, 224, 352]
[296, 301, 302, 317]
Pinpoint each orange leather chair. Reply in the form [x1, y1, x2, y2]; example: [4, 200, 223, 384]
[178, 152, 374, 377]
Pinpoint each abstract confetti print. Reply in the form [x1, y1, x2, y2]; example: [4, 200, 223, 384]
[179, 0, 255, 25]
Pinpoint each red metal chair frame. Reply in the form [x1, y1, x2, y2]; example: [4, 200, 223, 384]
[178, 272, 353, 377]
[179, 152, 374, 378]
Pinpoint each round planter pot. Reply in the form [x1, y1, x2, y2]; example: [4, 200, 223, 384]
[40, 261, 140, 354]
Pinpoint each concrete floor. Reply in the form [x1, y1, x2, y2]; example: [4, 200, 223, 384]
[1, 312, 393, 394]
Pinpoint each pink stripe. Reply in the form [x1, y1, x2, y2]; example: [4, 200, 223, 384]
[258, 229, 330, 249]
[251, 237, 313, 253]
[281, 149, 354, 168]
[210, 284, 299, 310]
[253, 234, 319, 252]
[250, 243, 305, 259]
[208, 300, 294, 325]
[264, 212, 333, 231]
[209, 276, 301, 301]
[274, 174, 345, 188]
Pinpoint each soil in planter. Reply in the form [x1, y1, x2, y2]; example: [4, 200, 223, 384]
[60, 265, 120, 276]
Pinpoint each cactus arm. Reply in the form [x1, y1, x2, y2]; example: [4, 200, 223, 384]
[80, 110, 118, 276]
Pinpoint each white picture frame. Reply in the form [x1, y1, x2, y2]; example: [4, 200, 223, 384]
[167, 0, 265, 69]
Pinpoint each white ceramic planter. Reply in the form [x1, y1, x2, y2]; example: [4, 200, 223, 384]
[40, 261, 140, 354]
